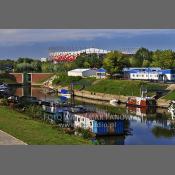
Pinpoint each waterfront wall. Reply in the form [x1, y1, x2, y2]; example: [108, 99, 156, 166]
[9, 73, 53, 85]
[55, 86, 170, 108]
[29, 73, 53, 85]
[9, 73, 23, 84]
[74, 90, 128, 102]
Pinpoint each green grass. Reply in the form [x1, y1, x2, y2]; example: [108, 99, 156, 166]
[163, 90, 175, 100]
[85, 79, 167, 96]
[0, 106, 91, 145]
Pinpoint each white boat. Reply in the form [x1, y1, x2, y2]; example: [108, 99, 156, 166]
[60, 93, 71, 98]
[109, 99, 121, 106]
[58, 89, 72, 99]
[168, 100, 175, 118]
[0, 83, 8, 89]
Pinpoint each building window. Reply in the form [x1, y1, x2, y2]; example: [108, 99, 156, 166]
[90, 122, 92, 126]
[78, 118, 80, 122]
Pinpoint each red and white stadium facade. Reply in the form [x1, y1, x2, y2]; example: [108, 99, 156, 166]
[49, 47, 138, 63]
[49, 48, 109, 63]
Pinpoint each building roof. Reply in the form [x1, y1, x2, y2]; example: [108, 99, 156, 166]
[68, 68, 90, 73]
[74, 111, 120, 120]
[123, 67, 161, 71]
[97, 68, 107, 73]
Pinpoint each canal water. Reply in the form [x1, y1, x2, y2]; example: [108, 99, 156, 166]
[12, 86, 175, 145]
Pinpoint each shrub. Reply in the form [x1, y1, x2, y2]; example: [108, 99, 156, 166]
[1, 98, 8, 106]
[24, 105, 43, 119]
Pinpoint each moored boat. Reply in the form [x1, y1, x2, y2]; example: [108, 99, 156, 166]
[168, 100, 175, 118]
[58, 89, 72, 98]
[126, 96, 156, 107]
[109, 99, 121, 106]
[126, 87, 157, 108]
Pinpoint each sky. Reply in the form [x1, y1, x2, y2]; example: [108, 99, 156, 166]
[1, 29, 175, 59]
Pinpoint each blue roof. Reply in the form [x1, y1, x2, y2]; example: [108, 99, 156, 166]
[97, 68, 106, 73]
[127, 68, 175, 74]
[123, 67, 161, 72]
[60, 89, 69, 94]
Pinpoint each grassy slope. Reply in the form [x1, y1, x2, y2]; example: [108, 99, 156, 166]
[0, 73, 17, 84]
[85, 79, 167, 96]
[163, 90, 175, 100]
[0, 107, 90, 145]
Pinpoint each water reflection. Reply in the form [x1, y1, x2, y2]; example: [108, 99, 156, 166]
[12, 86, 175, 145]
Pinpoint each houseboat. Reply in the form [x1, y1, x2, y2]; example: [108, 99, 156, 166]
[73, 111, 128, 136]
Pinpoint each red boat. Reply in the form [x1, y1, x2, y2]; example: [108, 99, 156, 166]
[126, 96, 156, 107]
[126, 87, 157, 108]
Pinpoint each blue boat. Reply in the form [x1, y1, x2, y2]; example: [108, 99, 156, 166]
[58, 89, 71, 98]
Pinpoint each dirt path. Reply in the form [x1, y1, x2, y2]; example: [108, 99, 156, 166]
[166, 84, 175, 91]
[0, 130, 27, 145]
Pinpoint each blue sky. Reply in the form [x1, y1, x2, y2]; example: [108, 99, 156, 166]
[0, 29, 175, 59]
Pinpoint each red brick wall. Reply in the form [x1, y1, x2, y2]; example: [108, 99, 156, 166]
[9, 73, 23, 83]
[15, 88, 23, 96]
[30, 73, 53, 85]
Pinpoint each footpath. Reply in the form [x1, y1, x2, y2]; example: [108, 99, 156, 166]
[0, 130, 27, 145]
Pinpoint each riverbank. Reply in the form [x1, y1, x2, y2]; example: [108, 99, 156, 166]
[0, 106, 91, 145]
[44, 77, 171, 108]
[53, 85, 170, 108]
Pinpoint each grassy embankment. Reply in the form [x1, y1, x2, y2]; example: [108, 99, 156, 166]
[163, 90, 175, 100]
[53, 74, 167, 97]
[0, 106, 91, 145]
[0, 73, 17, 84]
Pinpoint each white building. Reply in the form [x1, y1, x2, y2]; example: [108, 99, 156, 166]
[124, 67, 175, 81]
[40, 57, 48, 62]
[68, 68, 96, 77]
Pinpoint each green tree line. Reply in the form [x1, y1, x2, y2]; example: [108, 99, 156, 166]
[1, 48, 175, 74]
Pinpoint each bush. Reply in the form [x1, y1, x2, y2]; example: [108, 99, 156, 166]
[24, 105, 43, 119]
[52, 73, 82, 86]
[75, 127, 95, 139]
[1, 98, 8, 106]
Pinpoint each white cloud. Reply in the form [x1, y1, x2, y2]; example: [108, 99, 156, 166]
[0, 29, 174, 46]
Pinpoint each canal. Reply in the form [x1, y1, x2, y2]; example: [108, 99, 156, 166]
[12, 85, 175, 145]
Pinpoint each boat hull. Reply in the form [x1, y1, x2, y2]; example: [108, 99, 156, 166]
[126, 98, 156, 108]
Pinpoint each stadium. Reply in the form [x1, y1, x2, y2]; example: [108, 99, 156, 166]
[49, 47, 138, 63]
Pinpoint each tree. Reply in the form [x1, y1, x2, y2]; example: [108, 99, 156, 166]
[134, 47, 152, 67]
[103, 51, 130, 75]
[75, 53, 103, 68]
[151, 50, 175, 69]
